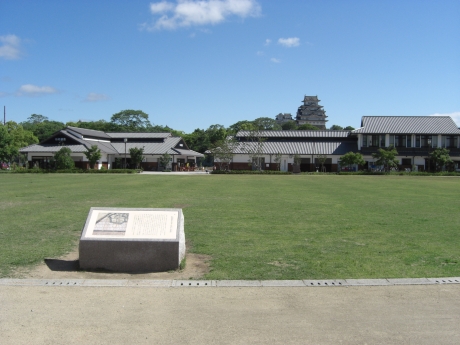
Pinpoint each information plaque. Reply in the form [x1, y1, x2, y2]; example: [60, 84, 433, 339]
[79, 208, 185, 272]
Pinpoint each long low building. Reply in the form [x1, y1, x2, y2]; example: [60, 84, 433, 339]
[20, 126, 204, 170]
[223, 116, 460, 172]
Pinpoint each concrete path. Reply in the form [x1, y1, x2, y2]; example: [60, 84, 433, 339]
[1, 281, 459, 344]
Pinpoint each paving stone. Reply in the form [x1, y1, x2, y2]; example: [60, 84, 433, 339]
[216, 280, 262, 287]
[81, 279, 129, 287]
[126, 280, 173, 287]
[345, 279, 390, 286]
[387, 278, 433, 285]
[261, 280, 306, 287]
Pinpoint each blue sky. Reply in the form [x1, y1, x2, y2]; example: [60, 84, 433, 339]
[1, 0, 459, 132]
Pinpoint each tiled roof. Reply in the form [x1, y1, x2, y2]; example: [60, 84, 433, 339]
[236, 130, 351, 138]
[173, 148, 205, 157]
[107, 132, 171, 139]
[66, 126, 111, 139]
[353, 116, 460, 134]
[20, 131, 202, 157]
[110, 137, 182, 155]
[20, 144, 88, 153]
[232, 141, 357, 155]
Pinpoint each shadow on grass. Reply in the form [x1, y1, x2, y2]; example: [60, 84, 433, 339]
[44, 258, 80, 272]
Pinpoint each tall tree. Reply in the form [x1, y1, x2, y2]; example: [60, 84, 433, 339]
[110, 110, 151, 131]
[281, 121, 297, 130]
[52, 147, 75, 170]
[83, 145, 102, 169]
[227, 120, 256, 134]
[210, 137, 237, 171]
[329, 124, 344, 130]
[21, 119, 65, 142]
[253, 117, 282, 131]
[372, 146, 399, 171]
[297, 124, 319, 130]
[0, 124, 16, 162]
[340, 152, 365, 170]
[429, 148, 453, 171]
[129, 147, 145, 169]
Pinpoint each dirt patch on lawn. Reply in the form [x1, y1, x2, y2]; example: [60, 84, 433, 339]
[14, 248, 212, 280]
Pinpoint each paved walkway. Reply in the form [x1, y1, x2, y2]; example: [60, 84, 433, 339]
[1, 278, 459, 344]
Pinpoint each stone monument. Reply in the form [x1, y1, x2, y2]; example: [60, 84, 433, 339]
[79, 208, 185, 272]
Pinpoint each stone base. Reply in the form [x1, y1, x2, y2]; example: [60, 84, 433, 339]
[79, 208, 185, 273]
[79, 240, 181, 273]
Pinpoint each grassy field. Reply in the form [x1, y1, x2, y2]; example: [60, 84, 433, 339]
[0, 174, 459, 279]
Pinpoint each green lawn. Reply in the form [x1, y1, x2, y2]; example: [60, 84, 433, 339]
[0, 174, 459, 279]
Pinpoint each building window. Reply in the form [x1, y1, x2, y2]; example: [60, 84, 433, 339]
[443, 135, 458, 148]
[380, 135, 385, 147]
[389, 135, 394, 146]
[432, 135, 438, 148]
[415, 135, 421, 148]
[406, 135, 412, 148]
[401, 158, 411, 165]
[371, 135, 379, 147]
[421, 135, 432, 148]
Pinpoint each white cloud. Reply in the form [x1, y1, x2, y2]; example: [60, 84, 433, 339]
[0, 35, 22, 60]
[256, 50, 264, 56]
[278, 37, 300, 47]
[430, 112, 460, 126]
[0, 91, 8, 98]
[16, 84, 58, 96]
[84, 93, 110, 102]
[264, 39, 271, 46]
[270, 57, 280, 63]
[143, 0, 261, 30]
[150, 1, 175, 13]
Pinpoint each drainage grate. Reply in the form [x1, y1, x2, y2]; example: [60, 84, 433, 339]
[173, 280, 216, 287]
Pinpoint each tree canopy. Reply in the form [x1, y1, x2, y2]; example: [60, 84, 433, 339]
[297, 124, 319, 130]
[110, 109, 151, 131]
[429, 148, 453, 171]
[372, 146, 399, 171]
[53, 147, 75, 170]
[83, 145, 102, 169]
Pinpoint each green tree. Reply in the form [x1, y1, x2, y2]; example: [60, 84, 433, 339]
[281, 121, 297, 130]
[372, 146, 399, 171]
[329, 124, 343, 130]
[21, 118, 65, 142]
[53, 147, 75, 170]
[26, 114, 48, 124]
[5, 121, 38, 148]
[344, 126, 355, 130]
[0, 124, 16, 162]
[297, 124, 319, 130]
[210, 137, 237, 170]
[110, 109, 151, 131]
[316, 154, 328, 172]
[340, 152, 365, 170]
[429, 147, 453, 171]
[83, 145, 102, 169]
[227, 120, 256, 134]
[273, 152, 282, 170]
[253, 117, 282, 131]
[129, 147, 145, 169]
[206, 124, 227, 145]
[158, 153, 171, 170]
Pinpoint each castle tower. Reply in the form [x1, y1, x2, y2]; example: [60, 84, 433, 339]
[296, 95, 328, 129]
